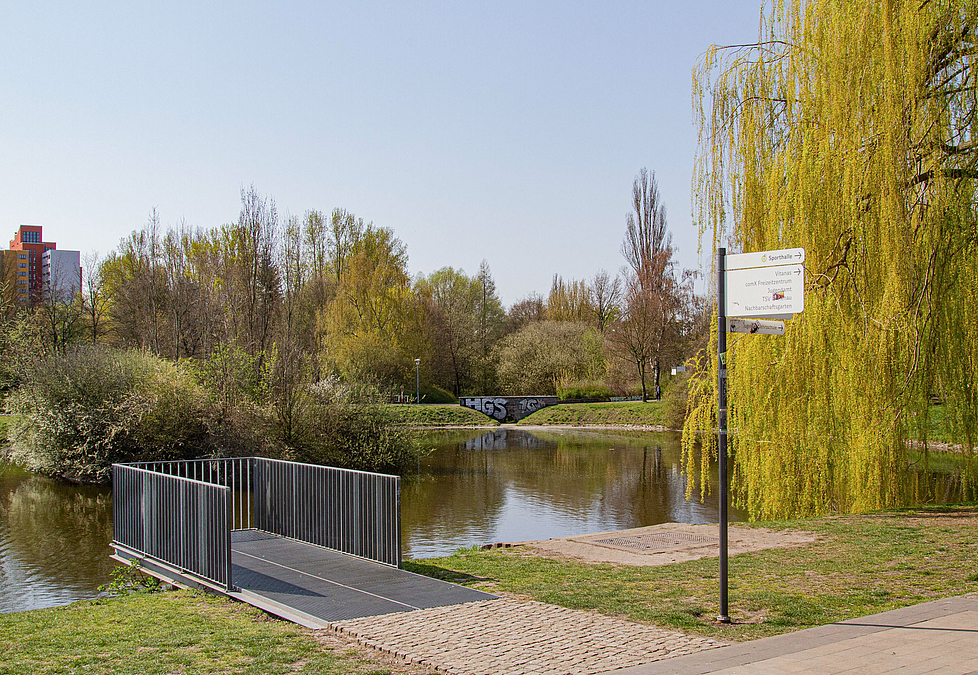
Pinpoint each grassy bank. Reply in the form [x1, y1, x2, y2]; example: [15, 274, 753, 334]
[383, 404, 495, 426]
[406, 504, 978, 642]
[0, 590, 408, 675]
[518, 400, 668, 427]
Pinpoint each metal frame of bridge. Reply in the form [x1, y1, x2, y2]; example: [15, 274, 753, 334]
[111, 457, 494, 626]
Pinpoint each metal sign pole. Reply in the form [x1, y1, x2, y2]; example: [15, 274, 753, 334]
[717, 247, 731, 624]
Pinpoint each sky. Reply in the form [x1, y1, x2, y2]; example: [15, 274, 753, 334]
[1, 1, 763, 306]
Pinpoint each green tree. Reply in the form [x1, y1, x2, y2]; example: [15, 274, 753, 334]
[495, 320, 604, 395]
[323, 221, 411, 386]
[416, 267, 479, 396]
[685, 0, 978, 519]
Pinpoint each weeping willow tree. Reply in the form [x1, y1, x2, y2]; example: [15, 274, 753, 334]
[683, 0, 978, 519]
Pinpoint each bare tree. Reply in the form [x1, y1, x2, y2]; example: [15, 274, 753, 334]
[39, 253, 83, 352]
[82, 252, 110, 344]
[104, 214, 166, 352]
[614, 168, 682, 399]
[327, 208, 365, 283]
[588, 270, 622, 332]
[234, 186, 280, 371]
[274, 214, 309, 446]
[622, 168, 672, 289]
[0, 251, 22, 320]
[506, 293, 547, 333]
[475, 260, 505, 391]
[146, 208, 163, 353]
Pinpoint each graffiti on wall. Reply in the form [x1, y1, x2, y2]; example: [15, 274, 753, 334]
[460, 395, 559, 422]
[518, 398, 546, 416]
[461, 397, 509, 421]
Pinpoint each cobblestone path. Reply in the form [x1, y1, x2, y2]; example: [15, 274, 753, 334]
[329, 599, 725, 675]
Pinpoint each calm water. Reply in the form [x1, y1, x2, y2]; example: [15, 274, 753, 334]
[0, 466, 115, 614]
[401, 428, 739, 557]
[0, 428, 732, 613]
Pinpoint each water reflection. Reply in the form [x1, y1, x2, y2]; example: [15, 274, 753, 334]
[401, 428, 744, 558]
[0, 467, 114, 613]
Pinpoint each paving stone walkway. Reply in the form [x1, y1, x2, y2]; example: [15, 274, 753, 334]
[329, 598, 726, 675]
[603, 594, 978, 675]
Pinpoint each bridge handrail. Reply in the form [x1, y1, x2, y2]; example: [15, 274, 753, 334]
[253, 458, 401, 567]
[112, 463, 233, 590]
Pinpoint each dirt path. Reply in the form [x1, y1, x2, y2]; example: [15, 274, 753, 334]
[489, 522, 817, 567]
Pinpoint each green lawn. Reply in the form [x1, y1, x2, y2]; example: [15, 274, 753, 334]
[405, 504, 978, 642]
[517, 400, 668, 427]
[0, 591, 397, 675]
[4, 505, 976, 671]
[383, 403, 495, 426]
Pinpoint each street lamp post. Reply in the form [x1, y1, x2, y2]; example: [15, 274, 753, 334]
[414, 358, 421, 404]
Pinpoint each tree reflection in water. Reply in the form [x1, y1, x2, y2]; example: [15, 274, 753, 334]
[0, 468, 114, 613]
[401, 428, 743, 558]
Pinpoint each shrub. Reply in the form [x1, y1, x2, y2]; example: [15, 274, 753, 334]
[4, 346, 210, 483]
[293, 381, 421, 473]
[422, 385, 457, 404]
[662, 370, 692, 430]
[495, 321, 605, 395]
[556, 379, 612, 401]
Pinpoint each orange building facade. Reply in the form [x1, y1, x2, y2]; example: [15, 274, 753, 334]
[8, 225, 59, 302]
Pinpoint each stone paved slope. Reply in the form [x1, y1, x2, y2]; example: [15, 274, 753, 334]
[330, 598, 725, 675]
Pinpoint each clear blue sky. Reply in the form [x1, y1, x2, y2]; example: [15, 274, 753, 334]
[1, 1, 762, 305]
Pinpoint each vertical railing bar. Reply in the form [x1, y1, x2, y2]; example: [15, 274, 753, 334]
[225, 484, 233, 590]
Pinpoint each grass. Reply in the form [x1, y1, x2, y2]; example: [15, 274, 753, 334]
[383, 403, 496, 427]
[0, 413, 21, 446]
[404, 503, 978, 642]
[517, 400, 668, 427]
[0, 590, 399, 675]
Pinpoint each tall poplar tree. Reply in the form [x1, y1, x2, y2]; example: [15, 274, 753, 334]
[685, 0, 978, 519]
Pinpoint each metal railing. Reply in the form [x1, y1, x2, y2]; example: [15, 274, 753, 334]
[126, 458, 254, 530]
[112, 457, 402, 589]
[112, 464, 233, 590]
[253, 458, 401, 567]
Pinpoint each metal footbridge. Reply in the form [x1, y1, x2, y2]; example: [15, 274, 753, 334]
[110, 458, 494, 627]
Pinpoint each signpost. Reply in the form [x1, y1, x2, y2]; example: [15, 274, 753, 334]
[716, 246, 804, 624]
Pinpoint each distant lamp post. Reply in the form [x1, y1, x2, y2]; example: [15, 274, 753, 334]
[414, 358, 421, 404]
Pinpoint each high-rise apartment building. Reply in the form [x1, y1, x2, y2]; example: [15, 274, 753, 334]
[5, 225, 81, 303]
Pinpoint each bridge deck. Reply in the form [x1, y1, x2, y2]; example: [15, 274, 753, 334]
[227, 530, 496, 625]
[116, 529, 496, 628]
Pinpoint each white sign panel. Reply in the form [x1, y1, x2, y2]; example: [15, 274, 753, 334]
[727, 318, 785, 335]
[725, 248, 805, 271]
[725, 264, 804, 317]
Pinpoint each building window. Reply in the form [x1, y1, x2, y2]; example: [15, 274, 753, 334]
[17, 254, 27, 259]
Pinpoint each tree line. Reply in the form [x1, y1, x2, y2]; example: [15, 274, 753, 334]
[0, 170, 704, 482]
[6, 171, 705, 406]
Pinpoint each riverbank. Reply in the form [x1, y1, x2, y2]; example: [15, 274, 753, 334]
[386, 400, 671, 429]
[383, 404, 497, 427]
[518, 400, 669, 427]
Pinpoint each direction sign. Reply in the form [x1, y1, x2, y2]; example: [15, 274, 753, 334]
[726, 318, 785, 335]
[724, 264, 804, 317]
[725, 248, 805, 271]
